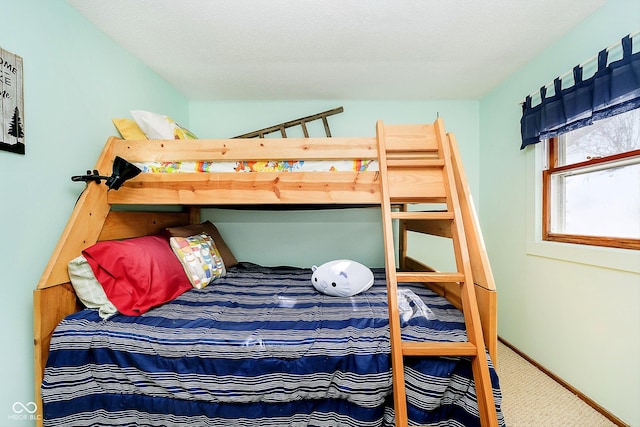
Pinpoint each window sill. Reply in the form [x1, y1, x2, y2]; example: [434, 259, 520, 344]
[526, 239, 640, 273]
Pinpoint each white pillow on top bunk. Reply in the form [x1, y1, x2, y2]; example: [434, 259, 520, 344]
[130, 110, 197, 140]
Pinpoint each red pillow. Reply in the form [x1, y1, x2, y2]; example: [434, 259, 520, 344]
[82, 235, 192, 316]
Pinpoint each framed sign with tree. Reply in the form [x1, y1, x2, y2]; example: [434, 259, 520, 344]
[0, 47, 24, 155]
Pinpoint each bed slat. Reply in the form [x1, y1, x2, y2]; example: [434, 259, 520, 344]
[108, 171, 381, 205]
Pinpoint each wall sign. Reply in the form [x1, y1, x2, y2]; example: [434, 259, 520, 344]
[0, 47, 24, 155]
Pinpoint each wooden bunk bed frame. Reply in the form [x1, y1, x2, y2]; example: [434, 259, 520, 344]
[33, 118, 498, 426]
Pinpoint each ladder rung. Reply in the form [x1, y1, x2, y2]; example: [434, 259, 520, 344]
[402, 341, 477, 357]
[386, 158, 444, 168]
[386, 151, 440, 159]
[396, 271, 464, 283]
[391, 211, 453, 220]
[390, 196, 448, 204]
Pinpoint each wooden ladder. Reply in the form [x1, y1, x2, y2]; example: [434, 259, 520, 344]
[376, 118, 498, 427]
[233, 106, 343, 138]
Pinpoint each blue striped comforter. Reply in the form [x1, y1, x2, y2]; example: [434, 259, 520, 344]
[42, 263, 503, 426]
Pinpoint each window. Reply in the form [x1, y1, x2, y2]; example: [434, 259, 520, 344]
[542, 108, 640, 250]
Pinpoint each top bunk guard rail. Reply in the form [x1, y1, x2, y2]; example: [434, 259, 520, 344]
[111, 134, 377, 162]
[107, 136, 381, 206]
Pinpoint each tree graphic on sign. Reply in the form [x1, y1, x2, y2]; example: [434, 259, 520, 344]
[8, 106, 24, 142]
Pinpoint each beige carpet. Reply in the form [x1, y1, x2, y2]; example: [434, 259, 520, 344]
[496, 341, 618, 427]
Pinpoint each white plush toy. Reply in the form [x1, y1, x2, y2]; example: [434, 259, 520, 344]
[311, 260, 374, 297]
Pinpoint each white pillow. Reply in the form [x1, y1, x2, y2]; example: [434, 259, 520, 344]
[130, 110, 174, 139]
[68, 255, 118, 319]
[130, 110, 197, 140]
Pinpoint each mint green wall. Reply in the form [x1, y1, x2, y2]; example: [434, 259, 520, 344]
[189, 100, 479, 269]
[479, 0, 640, 424]
[0, 1, 188, 424]
[2, 0, 638, 425]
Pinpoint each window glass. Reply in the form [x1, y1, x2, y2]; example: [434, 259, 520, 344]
[560, 109, 640, 166]
[544, 108, 640, 248]
[549, 163, 640, 239]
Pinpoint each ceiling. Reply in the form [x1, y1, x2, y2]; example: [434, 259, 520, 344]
[67, 0, 606, 100]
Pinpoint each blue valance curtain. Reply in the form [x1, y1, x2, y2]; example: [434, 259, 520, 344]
[520, 33, 640, 149]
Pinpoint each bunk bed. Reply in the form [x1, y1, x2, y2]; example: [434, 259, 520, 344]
[34, 118, 502, 427]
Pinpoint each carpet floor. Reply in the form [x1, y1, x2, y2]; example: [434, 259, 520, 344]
[496, 341, 618, 427]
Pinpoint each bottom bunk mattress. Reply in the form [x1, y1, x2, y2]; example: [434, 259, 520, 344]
[42, 262, 504, 427]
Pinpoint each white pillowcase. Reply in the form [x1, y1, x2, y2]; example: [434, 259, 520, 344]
[68, 255, 118, 319]
[130, 110, 175, 139]
[130, 110, 197, 140]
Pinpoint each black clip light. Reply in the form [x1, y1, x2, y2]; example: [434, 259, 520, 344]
[71, 156, 142, 190]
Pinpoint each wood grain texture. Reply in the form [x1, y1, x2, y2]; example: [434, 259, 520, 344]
[108, 171, 381, 205]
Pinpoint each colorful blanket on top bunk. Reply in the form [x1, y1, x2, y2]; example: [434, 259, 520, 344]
[135, 159, 378, 173]
[42, 263, 504, 427]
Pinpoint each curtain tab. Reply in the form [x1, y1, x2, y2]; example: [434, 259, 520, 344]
[554, 78, 562, 95]
[573, 66, 583, 84]
[621, 34, 631, 58]
[598, 49, 608, 70]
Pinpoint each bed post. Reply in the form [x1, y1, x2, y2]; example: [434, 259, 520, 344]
[33, 139, 116, 425]
[33, 285, 81, 426]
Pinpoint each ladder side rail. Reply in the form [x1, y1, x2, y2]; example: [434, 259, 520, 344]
[375, 120, 409, 426]
[448, 132, 499, 365]
[434, 119, 498, 427]
[447, 133, 497, 291]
